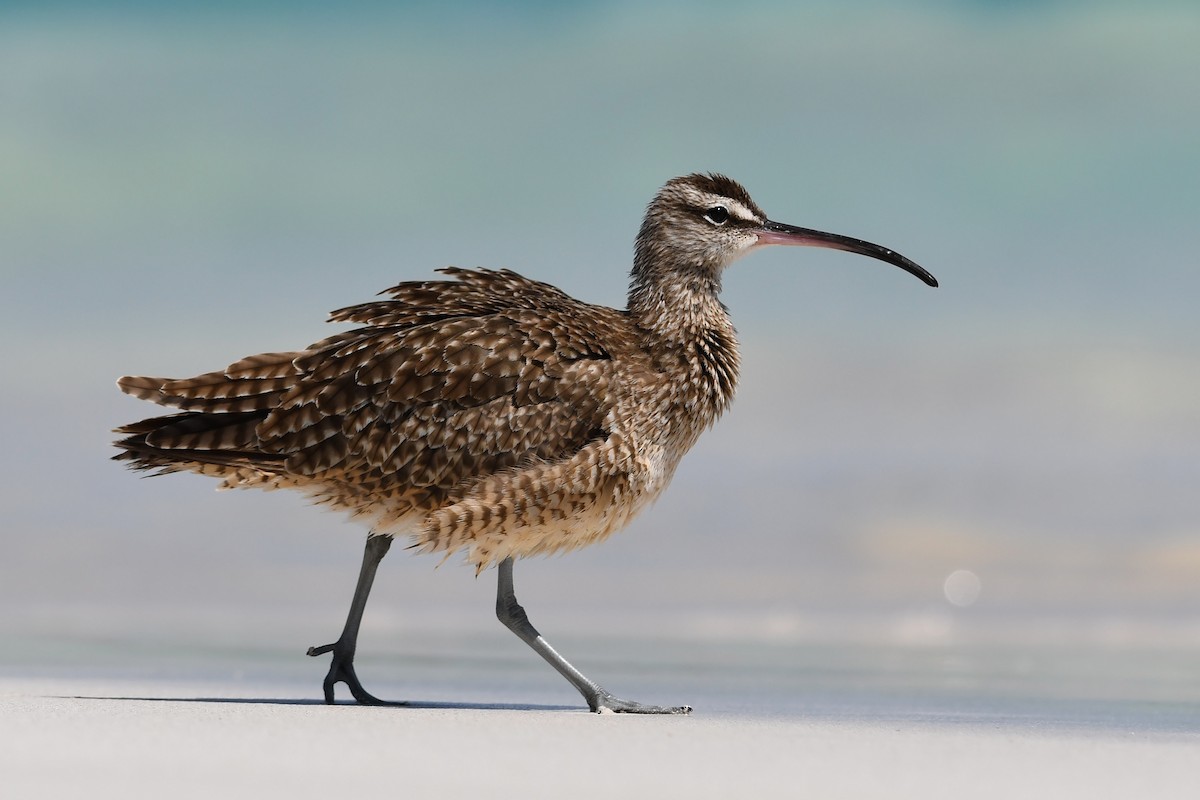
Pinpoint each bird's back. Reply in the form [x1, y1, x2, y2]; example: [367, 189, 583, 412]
[115, 268, 663, 568]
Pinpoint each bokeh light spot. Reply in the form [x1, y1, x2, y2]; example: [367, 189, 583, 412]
[943, 569, 982, 608]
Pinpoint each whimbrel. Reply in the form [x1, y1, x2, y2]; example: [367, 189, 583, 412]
[114, 173, 937, 714]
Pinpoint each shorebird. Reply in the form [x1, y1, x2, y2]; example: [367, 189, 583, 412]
[114, 173, 937, 714]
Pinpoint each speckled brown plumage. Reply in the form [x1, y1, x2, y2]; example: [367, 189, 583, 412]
[117, 264, 735, 569]
[116, 258, 737, 571]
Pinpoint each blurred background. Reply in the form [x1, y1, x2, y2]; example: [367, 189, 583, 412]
[2, 1, 1197, 709]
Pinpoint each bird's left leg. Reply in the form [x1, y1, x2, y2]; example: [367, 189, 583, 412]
[307, 534, 397, 705]
[495, 557, 690, 714]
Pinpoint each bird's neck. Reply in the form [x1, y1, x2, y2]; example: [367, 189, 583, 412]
[627, 253, 741, 420]
[629, 224, 730, 332]
[627, 263, 730, 340]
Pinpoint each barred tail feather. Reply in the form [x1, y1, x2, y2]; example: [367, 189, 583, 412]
[112, 410, 284, 477]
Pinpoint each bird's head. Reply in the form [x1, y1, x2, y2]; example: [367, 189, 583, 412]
[633, 173, 937, 288]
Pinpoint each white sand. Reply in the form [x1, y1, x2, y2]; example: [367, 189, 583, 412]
[2, 676, 1195, 800]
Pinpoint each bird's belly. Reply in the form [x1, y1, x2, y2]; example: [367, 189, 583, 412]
[400, 431, 682, 571]
[294, 415, 694, 573]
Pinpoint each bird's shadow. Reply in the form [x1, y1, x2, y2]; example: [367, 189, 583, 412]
[62, 694, 581, 712]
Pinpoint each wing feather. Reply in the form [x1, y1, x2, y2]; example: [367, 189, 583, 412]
[116, 268, 628, 506]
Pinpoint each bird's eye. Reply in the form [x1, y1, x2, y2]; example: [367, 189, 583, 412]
[703, 206, 729, 225]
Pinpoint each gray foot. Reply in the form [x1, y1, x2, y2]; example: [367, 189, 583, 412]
[306, 641, 397, 706]
[591, 690, 692, 715]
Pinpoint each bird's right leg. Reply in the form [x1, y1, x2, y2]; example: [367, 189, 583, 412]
[495, 557, 691, 714]
[307, 534, 396, 705]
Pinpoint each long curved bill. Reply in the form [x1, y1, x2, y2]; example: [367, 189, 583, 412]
[757, 220, 938, 287]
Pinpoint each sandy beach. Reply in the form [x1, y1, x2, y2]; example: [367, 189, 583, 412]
[3, 673, 1196, 800]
